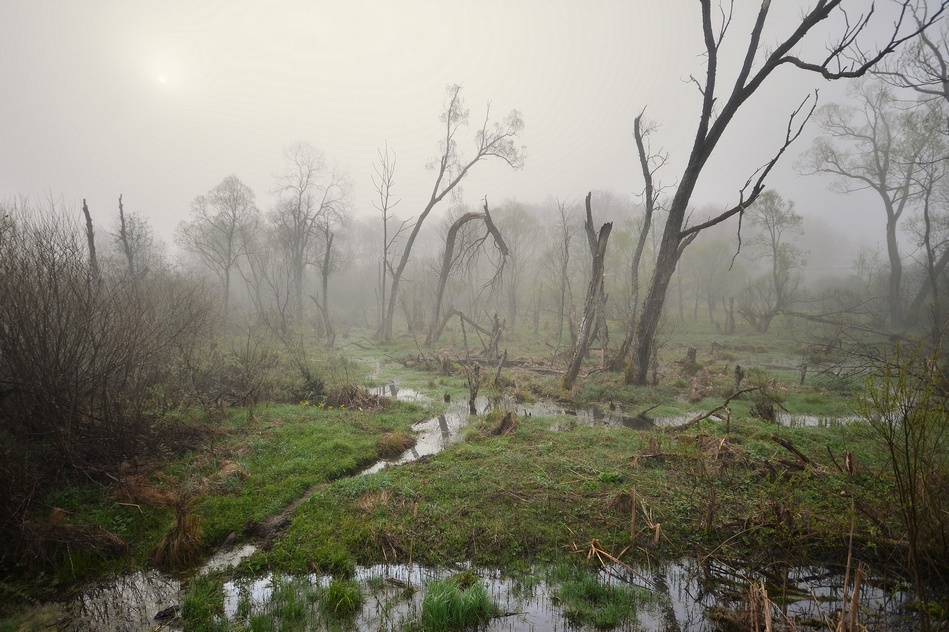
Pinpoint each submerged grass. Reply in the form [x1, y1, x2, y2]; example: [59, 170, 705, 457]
[415, 575, 496, 631]
[181, 574, 227, 632]
[550, 562, 650, 629]
[321, 577, 363, 617]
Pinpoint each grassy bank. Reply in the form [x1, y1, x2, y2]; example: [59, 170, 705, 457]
[261, 410, 883, 575]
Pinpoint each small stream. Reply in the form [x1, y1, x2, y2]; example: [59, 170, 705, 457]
[57, 383, 894, 630]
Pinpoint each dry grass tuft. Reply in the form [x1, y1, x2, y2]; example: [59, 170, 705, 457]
[358, 488, 391, 512]
[114, 474, 176, 507]
[150, 497, 203, 569]
[326, 384, 389, 411]
[377, 432, 415, 458]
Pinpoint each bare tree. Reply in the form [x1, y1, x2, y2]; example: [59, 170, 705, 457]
[380, 84, 525, 342]
[496, 201, 542, 331]
[81, 199, 99, 285]
[611, 112, 665, 370]
[271, 141, 350, 326]
[371, 143, 406, 337]
[737, 191, 806, 332]
[798, 81, 929, 328]
[679, 233, 744, 330]
[427, 199, 509, 345]
[626, 0, 945, 385]
[580, 192, 610, 367]
[111, 195, 158, 280]
[176, 174, 260, 312]
[877, 3, 949, 104]
[904, 101, 949, 331]
[546, 199, 578, 348]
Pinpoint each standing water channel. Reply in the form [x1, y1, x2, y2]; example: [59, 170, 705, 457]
[61, 383, 916, 631]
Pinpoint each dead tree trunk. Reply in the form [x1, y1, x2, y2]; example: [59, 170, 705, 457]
[563, 221, 613, 390]
[426, 199, 509, 346]
[116, 194, 136, 278]
[487, 313, 504, 359]
[581, 192, 610, 368]
[610, 114, 659, 371]
[320, 231, 336, 347]
[81, 199, 99, 286]
[467, 363, 481, 414]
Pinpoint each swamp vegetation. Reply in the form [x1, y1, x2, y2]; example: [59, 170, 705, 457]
[1, 319, 947, 630]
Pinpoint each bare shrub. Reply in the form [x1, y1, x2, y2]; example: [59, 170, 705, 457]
[0, 202, 217, 565]
[854, 340, 949, 618]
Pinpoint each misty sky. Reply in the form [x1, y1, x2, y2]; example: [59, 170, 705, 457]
[0, 1, 920, 271]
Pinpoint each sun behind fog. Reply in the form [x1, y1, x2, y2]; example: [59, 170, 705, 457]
[158, 75, 168, 84]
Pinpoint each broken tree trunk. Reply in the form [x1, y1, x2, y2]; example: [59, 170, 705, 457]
[563, 220, 613, 390]
[467, 363, 481, 414]
[81, 199, 100, 286]
[487, 313, 504, 359]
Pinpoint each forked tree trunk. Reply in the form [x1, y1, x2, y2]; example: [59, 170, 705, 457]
[580, 193, 610, 368]
[426, 199, 508, 346]
[563, 221, 612, 390]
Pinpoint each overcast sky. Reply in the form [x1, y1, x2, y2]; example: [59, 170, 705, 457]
[0, 1, 924, 268]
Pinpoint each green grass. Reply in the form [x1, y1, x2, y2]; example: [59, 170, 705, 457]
[6, 321, 923, 629]
[181, 574, 227, 632]
[416, 575, 497, 631]
[268, 408, 893, 575]
[180, 401, 427, 549]
[320, 578, 363, 617]
[550, 563, 650, 629]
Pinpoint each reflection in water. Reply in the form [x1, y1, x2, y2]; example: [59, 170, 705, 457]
[63, 570, 179, 632]
[68, 560, 913, 631]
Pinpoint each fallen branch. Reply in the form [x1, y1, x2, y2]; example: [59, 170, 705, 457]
[771, 435, 813, 466]
[671, 387, 761, 432]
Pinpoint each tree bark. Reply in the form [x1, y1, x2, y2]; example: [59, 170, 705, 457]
[580, 192, 610, 368]
[563, 221, 612, 390]
[320, 230, 335, 346]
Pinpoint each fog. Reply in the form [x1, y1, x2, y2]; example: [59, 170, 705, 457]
[1, 0, 913, 270]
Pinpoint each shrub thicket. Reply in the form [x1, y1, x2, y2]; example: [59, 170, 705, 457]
[0, 204, 218, 567]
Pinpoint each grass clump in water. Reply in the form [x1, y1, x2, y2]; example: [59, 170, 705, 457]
[266, 577, 315, 625]
[551, 563, 645, 630]
[320, 578, 363, 617]
[181, 574, 227, 632]
[377, 431, 416, 458]
[417, 572, 497, 631]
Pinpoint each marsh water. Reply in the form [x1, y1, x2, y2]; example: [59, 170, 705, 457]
[58, 383, 912, 631]
[63, 556, 915, 631]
